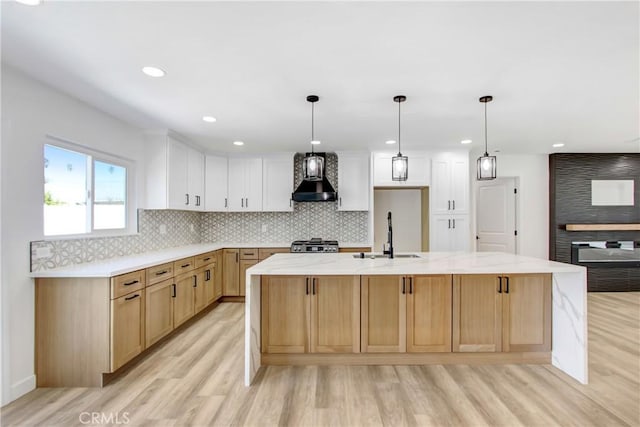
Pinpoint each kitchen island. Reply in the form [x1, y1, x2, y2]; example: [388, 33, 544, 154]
[244, 252, 587, 386]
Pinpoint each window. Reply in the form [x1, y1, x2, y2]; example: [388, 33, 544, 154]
[44, 142, 132, 237]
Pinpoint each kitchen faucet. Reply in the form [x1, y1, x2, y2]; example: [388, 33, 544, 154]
[383, 211, 394, 259]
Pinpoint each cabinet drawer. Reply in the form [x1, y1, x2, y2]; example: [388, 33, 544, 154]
[240, 248, 259, 260]
[111, 270, 145, 299]
[258, 247, 290, 260]
[147, 262, 174, 286]
[174, 257, 195, 275]
[195, 252, 216, 268]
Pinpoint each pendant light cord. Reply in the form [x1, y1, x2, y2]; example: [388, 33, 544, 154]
[397, 99, 402, 155]
[311, 101, 315, 154]
[484, 101, 488, 156]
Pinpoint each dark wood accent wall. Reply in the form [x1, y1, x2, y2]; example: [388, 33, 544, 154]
[549, 153, 640, 291]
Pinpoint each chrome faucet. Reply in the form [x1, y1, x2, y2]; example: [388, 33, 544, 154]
[383, 211, 394, 259]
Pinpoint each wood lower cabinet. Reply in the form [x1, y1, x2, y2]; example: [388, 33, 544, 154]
[145, 278, 174, 347]
[173, 272, 196, 327]
[407, 275, 452, 352]
[452, 273, 551, 352]
[223, 249, 240, 295]
[361, 275, 406, 352]
[194, 267, 208, 313]
[111, 290, 145, 371]
[361, 274, 452, 353]
[215, 250, 224, 298]
[261, 275, 360, 354]
[239, 259, 259, 297]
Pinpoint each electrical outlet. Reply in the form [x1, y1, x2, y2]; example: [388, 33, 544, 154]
[159, 224, 167, 234]
[262, 224, 267, 233]
[34, 247, 52, 259]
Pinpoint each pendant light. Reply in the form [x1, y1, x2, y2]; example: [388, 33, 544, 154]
[392, 95, 408, 181]
[302, 95, 324, 181]
[477, 95, 497, 180]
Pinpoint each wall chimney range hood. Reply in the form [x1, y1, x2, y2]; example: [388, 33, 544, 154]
[292, 152, 338, 202]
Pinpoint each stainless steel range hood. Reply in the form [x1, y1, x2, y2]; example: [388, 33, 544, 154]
[291, 152, 338, 202]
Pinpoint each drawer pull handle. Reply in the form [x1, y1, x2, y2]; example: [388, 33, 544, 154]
[155, 270, 168, 276]
[123, 280, 139, 286]
[203, 257, 211, 261]
[244, 253, 254, 256]
[181, 263, 191, 268]
[125, 294, 140, 301]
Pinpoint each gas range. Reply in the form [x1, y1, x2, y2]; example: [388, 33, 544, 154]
[290, 238, 339, 253]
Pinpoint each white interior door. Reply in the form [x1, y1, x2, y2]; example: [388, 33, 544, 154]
[475, 177, 517, 253]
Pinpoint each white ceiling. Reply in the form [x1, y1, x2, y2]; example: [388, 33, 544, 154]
[2, 1, 639, 155]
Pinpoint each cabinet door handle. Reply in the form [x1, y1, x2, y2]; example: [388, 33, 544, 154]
[172, 284, 176, 298]
[448, 219, 451, 229]
[306, 277, 310, 295]
[409, 277, 413, 294]
[452, 219, 456, 229]
[402, 277, 406, 294]
[185, 194, 190, 205]
[498, 277, 502, 294]
[236, 252, 239, 262]
[290, 199, 292, 207]
[196, 195, 201, 206]
[124, 293, 140, 301]
[246, 198, 249, 208]
[225, 198, 228, 208]
[452, 200, 455, 210]
[448, 200, 451, 210]
[241, 198, 244, 207]
[505, 276, 510, 294]
[312, 278, 316, 295]
[193, 275, 197, 287]
[123, 280, 139, 286]
[339, 197, 342, 206]
[206, 269, 210, 281]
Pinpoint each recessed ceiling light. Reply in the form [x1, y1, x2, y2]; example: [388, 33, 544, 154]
[552, 143, 565, 148]
[461, 139, 472, 145]
[310, 140, 321, 145]
[233, 141, 244, 146]
[202, 116, 217, 123]
[15, 0, 41, 5]
[385, 140, 397, 145]
[141, 66, 166, 77]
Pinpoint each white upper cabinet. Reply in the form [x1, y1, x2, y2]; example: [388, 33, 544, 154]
[431, 152, 469, 215]
[337, 151, 370, 211]
[372, 151, 430, 187]
[144, 133, 205, 211]
[262, 154, 294, 212]
[205, 155, 229, 211]
[228, 157, 263, 212]
[431, 215, 469, 252]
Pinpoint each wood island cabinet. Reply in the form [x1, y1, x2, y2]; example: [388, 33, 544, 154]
[361, 274, 452, 353]
[452, 273, 551, 352]
[261, 275, 360, 354]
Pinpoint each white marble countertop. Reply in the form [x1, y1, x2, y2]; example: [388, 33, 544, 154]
[31, 242, 371, 278]
[247, 251, 585, 276]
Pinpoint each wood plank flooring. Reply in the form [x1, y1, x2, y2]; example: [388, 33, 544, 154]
[2, 292, 639, 426]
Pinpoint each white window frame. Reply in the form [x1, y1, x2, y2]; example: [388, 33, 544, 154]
[43, 136, 137, 239]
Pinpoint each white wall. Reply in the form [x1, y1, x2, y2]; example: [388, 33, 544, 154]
[374, 189, 422, 252]
[0, 65, 146, 404]
[470, 152, 549, 259]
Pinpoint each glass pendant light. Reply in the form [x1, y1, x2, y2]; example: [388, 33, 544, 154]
[302, 95, 324, 181]
[392, 95, 408, 181]
[477, 95, 497, 180]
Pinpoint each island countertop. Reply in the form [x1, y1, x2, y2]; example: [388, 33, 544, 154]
[244, 251, 588, 387]
[247, 251, 585, 276]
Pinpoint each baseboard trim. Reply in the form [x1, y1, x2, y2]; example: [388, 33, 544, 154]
[262, 352, 551, 366]
[10, 374, 36, 403]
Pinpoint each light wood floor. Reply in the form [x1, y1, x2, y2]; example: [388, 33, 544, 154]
[2, 293, 639, 426]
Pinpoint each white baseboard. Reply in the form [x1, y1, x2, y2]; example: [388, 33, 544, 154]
[9, 375, 35, 403]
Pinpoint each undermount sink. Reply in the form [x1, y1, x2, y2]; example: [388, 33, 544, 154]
[353, 253, 421, 259]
